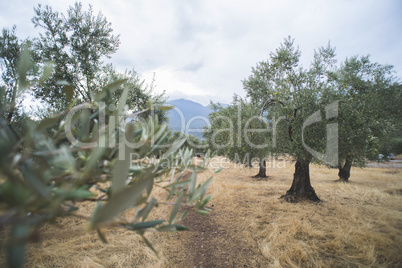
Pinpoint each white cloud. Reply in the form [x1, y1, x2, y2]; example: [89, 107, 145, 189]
[1, 0, 401, 106]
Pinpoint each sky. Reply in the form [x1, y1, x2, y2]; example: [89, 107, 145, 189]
[1, 0, 401, 106]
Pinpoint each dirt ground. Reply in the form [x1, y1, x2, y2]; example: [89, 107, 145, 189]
[164, 207, 270, 267]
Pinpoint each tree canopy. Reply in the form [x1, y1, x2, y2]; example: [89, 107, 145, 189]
[0, 26, 35, 126]
[335, 55, 400, 181]
[31, 2, 120, 108]
[30, 2, 167, 122]
[204, 97, 271, 177]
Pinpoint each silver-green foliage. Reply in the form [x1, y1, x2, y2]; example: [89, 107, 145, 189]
[204, 97, 270, 167]
[0, 50, 214, 267]
[335, 55, 400, 166]
[243, 37, 337, 163]
[30, 1, 167, 122]
[31, 2, 120, 108]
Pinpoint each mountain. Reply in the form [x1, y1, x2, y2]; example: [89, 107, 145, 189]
[167, 99, 212, 138]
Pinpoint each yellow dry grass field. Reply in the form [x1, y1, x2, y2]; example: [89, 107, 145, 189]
[1, 157, 401, 267]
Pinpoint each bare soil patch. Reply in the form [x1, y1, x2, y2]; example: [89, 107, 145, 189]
[165, 208, 268, 268]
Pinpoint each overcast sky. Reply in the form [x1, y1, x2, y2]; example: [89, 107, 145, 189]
[1, 0, 401, 106]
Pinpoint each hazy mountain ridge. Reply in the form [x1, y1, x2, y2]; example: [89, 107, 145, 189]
[167, 98, 228, 137]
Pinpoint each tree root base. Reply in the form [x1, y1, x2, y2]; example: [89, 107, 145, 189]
[252, 174, 268, 178]
[280, 193, 320, 203]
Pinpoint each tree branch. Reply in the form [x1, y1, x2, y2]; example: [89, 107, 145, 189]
[258, 98, 285, 119]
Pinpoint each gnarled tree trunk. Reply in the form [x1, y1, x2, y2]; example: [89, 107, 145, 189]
[281, 159, 320, 202]
[253, 159, 267, 178]
[338, 157, 352, 182]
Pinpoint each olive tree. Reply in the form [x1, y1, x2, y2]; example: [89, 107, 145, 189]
[31, 2, 119, 108]
[243, 37, 338, 201]
[31, 2, 166, 119]
[204, 97, 271, 177]
[335, 56, 400, 181]
[0, 26, 37, 136]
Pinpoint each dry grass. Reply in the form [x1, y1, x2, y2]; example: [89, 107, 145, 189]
[6, 201, 168, 267]
[1, 157, 401, 267]
[0, 182, 176, 267]
[206, 158, 402, 267]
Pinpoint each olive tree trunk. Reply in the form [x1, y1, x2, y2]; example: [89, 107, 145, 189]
[281, 159, 320, 202]
[253, 159, 267, 178]
[338, 157, 352, 182]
